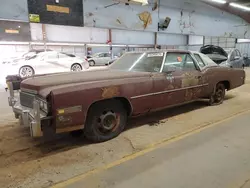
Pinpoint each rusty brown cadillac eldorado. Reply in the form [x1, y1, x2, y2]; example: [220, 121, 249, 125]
[6, 50, 246, 142]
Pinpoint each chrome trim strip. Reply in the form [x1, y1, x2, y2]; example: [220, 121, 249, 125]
[21, 88, 38, 95]
[131, 83, 209, 99]
[159, 52, 167, 73]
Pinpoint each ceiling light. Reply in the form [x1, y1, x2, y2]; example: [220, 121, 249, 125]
[230, 3, 250, 11]
[210, 0, 227, 4]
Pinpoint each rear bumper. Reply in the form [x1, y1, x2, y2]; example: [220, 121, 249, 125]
[7, 82, 45, 137]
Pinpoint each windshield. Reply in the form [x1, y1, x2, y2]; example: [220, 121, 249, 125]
[109, 52, 164, 72]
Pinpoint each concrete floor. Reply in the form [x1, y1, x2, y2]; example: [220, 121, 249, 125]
[62, 111, 250, 188]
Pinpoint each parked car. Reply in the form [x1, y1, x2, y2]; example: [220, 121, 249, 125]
[243, 53, 250, 67]
[5, 51, 89, 78]
[6, 50, 245, 142]
[200, 45, 245, 68]
[2, 49, 52, 64]
[105, 57, 119, 66]
[88, 52, 112, 66]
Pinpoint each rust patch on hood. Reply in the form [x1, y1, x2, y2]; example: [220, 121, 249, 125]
[102, 86, 120, 98]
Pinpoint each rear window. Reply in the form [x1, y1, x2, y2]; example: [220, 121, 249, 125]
[199, 53, 218, 66]
[61, 53, 76, 57]
[194, 54, 206, 67]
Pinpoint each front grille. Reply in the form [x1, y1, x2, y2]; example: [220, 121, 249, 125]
[20, 91, 35, 108]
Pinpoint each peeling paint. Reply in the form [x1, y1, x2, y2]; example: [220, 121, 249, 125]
[116, 18, 122, 25]
[138, 11, 152, 29]
[184, 89, 193, 101]
[86, 12, 94, 17]
[181, 73, 199, 88]
[101, 86, 120, 98]
[152, 0, 158, 11]
[83, 0, 250, 37]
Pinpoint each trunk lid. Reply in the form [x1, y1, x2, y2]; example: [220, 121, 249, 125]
[200, 45, 228, 64]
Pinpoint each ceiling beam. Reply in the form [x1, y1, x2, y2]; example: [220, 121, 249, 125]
[203, 1, 250, 24]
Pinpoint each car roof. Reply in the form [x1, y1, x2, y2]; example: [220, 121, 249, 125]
[36, 51, 57, 56]
[126, 49, 191, 54]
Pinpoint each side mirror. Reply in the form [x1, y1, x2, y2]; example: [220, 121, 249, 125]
[234, 56, 240, 60]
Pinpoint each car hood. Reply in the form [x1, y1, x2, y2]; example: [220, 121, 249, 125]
[21, 69, 151, 97]
[200, 45, 228, 64]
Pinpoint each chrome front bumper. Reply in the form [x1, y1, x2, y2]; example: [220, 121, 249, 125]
[7, 82, 45, 137]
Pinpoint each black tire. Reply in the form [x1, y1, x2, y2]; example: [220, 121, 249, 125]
[89, 60, 95, 66]
[208, 83, 226, 106]
[84, 99, 127, 142]
[70, 130, 84, 137]
[242, 64, 245, 69]
[19, 66, 35, 78]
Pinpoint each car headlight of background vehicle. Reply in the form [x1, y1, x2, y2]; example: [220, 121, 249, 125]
[38, 98, 48, 113]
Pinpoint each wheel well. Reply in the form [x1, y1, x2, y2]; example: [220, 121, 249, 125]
[220, 80, 230, 90]
[87, 97, 133, 117]
[71, 63, 82, 69]
[114, 97, 133, 116]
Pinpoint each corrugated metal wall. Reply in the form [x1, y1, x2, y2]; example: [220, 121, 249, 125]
[236, 43, 250, 56]
[204, 37, 236, 50]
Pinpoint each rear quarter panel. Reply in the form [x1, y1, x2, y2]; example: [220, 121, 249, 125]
[202, 66, 245, 96]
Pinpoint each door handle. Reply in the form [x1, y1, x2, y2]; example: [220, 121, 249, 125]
[195, 75, 202, 79]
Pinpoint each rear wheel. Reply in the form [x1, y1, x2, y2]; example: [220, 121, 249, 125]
[71, 63, 82, 71]
[19, 66, 34, 78]
[84, 100, 127, 142]
[209, 83, 226, 106]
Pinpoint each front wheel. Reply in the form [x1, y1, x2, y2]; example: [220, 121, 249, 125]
[89, 60, 95, 66]
[19, 66, 34, 78]
[84, 100, 127, 142]
[208, 83, 226, 106]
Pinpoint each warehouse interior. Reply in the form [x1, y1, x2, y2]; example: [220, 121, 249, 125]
[0, 0, 250, 58]
[1, 0, 250, 188]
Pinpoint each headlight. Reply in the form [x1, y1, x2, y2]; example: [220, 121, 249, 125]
[38, 99, 48, 113]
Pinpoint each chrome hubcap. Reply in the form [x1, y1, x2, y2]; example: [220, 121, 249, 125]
[20, 67, 33, 77]
[72, 64, 81, 71]
[97, 111, 119, 133]
[214, 87, 224, 103]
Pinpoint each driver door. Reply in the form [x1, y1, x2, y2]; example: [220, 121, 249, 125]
[36, 52, 59, 74]
[151, 52, 204, 110]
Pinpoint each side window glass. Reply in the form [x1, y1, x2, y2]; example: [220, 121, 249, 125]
[163, 53, 197, 72]
[236, 50, 241, 57]
[59, 53, 69, 58]
[183, 55, 196, 70]
[194, 54, 206, 67]
[131, 53, 164, 72]
[46, 53, 58, 59]
[230, 51, 236, 61]
[99, 53, 104, 57]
